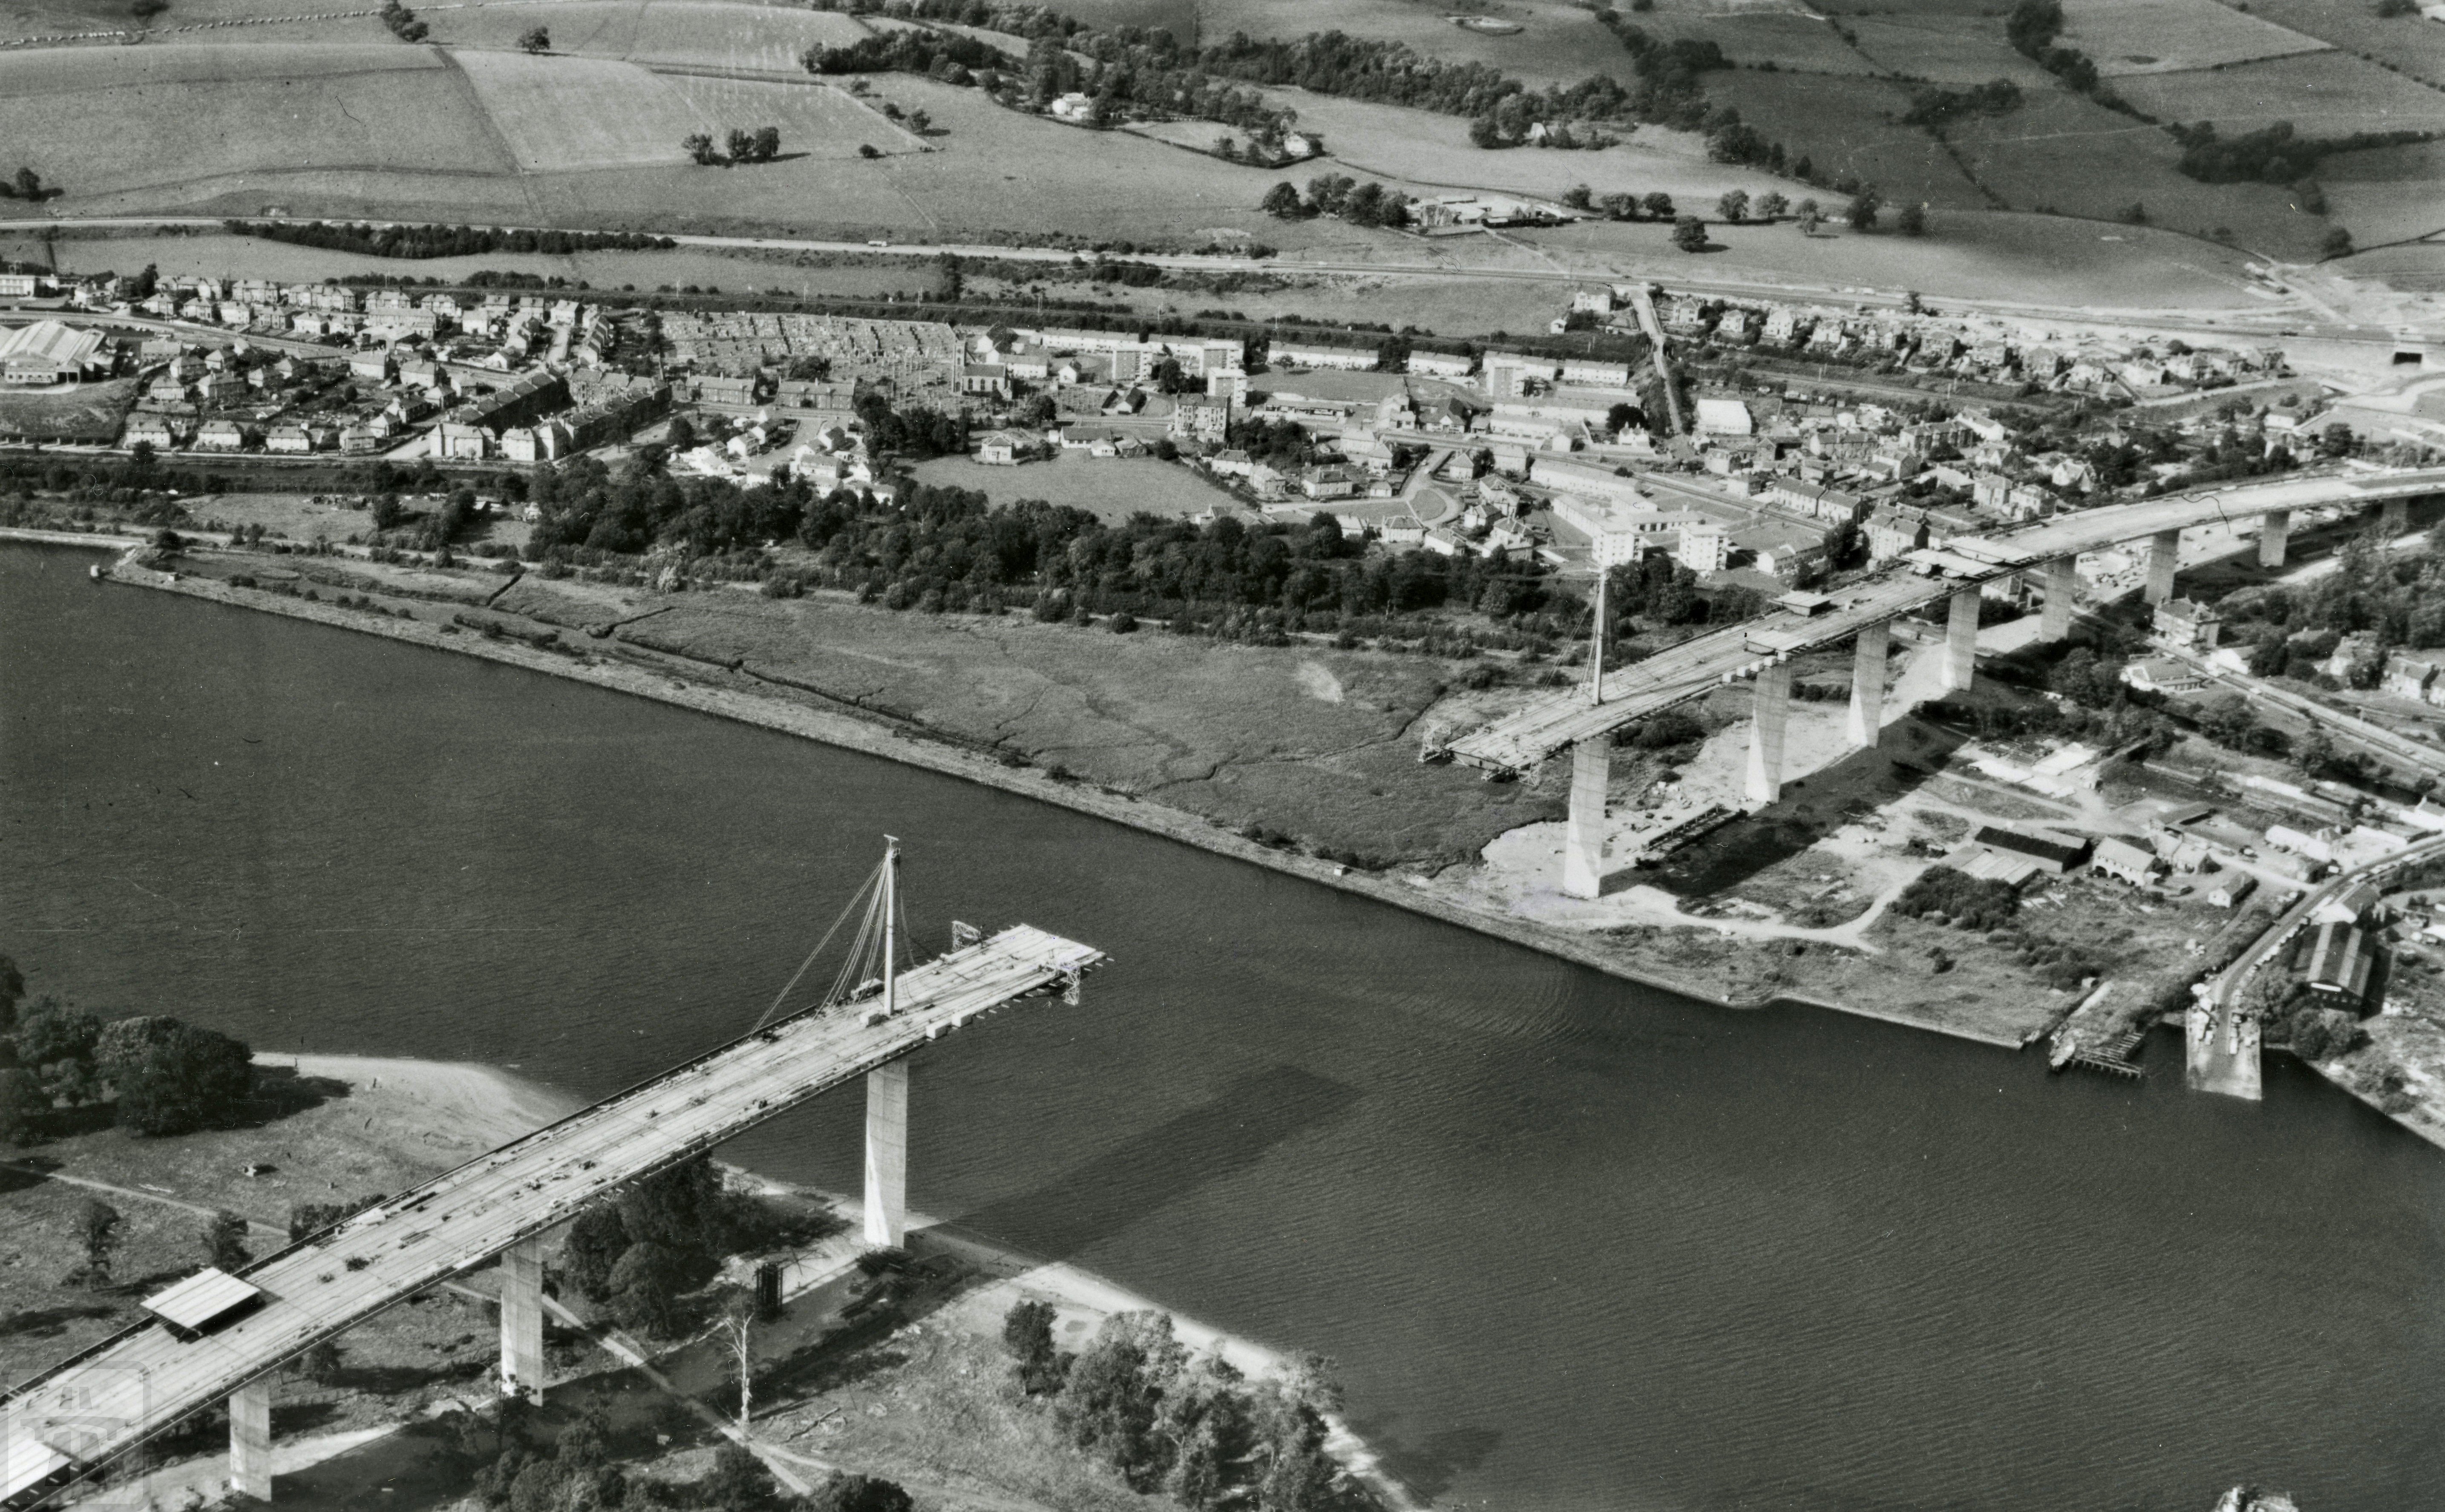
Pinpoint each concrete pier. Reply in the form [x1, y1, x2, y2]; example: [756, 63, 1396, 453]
[2185, 1003, 2264, 1101]
[1942, 588, 1979, 693]
[498, 1236, 545, 1401]
[2258, 509, 2289, 569]
[1846, 622, 1888, 750]
[1561, 739, 1608, 900]
[863, 1062, 908, 1248]
[228, 1380, 272, 1502]
[1745, 661, 1792, 806]
[2038, 557, 2077, 642]
[2144, 528, 2180, 605]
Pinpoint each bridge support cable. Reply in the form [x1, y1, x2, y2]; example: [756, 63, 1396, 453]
[749, 855, 888, 1035]
[2039, 557, 2077, 644]
[1847, 622, 1889, 751]
[1943, 588, 1980, 693]
[1745, 661, 1793, 807]
[1561, 741, 1608, 900]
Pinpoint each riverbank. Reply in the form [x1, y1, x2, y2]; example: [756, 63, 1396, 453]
[40, 528, 2065, 1047]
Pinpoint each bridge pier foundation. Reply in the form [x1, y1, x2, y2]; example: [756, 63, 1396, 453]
[228, 1378, 272, 1502]
[2382, 496, 2410, 536]
[2258, 509, 2289, 569]
[1942, 587, 1979, 693]
[2144, 528, 2181, 605]
[2038, 557, 2077, 643]
[1846, 623, 1887, 750]
[1745, 661, 1792, 806]
[863, 1063, 909, 1248]
[498, 1236, 545, 1402]
[1561, 739, 1608, 899]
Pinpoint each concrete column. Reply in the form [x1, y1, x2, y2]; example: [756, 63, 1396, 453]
[2258, 509, 2289, 569]
[228, 1379, 272, 1502]
[1561, 739, 1608, 900]
[863, 1062, 908, 1249]
[2038, 556, 2077, 643]
[498, 1236, 544, 1402]
[1745, 661, 1793, 806]
[1942, 586, 1979, 693]
[2382, 496, 2410, 535]
[2144, 527, 2180, 605]
[1847, 622, 1888, 751]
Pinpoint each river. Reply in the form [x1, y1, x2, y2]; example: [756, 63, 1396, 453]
[5, 541, 2443, 1510]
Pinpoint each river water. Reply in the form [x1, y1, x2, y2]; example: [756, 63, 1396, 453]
[6, 542, 2443, 1510]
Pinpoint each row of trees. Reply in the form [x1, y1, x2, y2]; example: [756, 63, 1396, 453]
[226, 220, 676, 259]
[2166, 119, 2431, 185]
[0, 960, 257, 1146]
[0, 166, 51, 202]
[1258, 175, 1408, 228]
[1005, 1302, 1344, 1510]
[685, 128, 784, 166]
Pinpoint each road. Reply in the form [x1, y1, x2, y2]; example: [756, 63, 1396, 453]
[2208, 831, 2445, 1018]
[1448, 464, 2445, 772]
[0, 923, 1103, 1510]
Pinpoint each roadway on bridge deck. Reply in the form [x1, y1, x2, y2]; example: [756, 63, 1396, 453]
[0, 924, 1104, 1509]
[1449, 465, 2445, 773]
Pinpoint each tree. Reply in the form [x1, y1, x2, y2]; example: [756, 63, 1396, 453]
[517, 24, 547, 51]
[1754, 190, 1788, 220]
[0, 1068, 43, 1147]
[1003, 1298, 1067, 1394]
[1715, 189, 1748, 222]
[710, 1288, 758, 1432]
[726, 128, 755, 163]
[1898, 201, 1928, 236]
[1562, 182, 1593, 210]
[604, 1241, 691, 1337]
[1795, 197, 1822, 236]
[804, 1475, 913, 1512]
[127, 439, 155, 468]
[113, 1020, 254, 1136]
[1640, 191, 1674, 220]
[683, 133, 718, 166]
[564, 1205, 630, 1300]
[700, 1443, 776, 1512]
[752, 126, 781, 162]
[16, 998, 100, 1102]
[1057, 1312, 1188, 1489]
[14, 167, 41, 203]
[2293, 724, 2337, 778]
[202, 1210, 251, 1271]
[0, 953, 21, 1048]
[907, 108, 930, 134]
[1260, 181, 1304, 218]
[297, 1340, 343, 1383]
[78, 1199, 122, 1290]
[1845, 187, 1882, 230]
[1670, 214, 1708, 253]
[857, 143, 880, 159]
[2322, 225, 2355, 259]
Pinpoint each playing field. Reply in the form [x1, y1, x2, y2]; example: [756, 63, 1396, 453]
[2056, 0, 2327, 75]
[0, 44, 512, 196]
[1702, 71, 1987, 211]
[1843, 13, 2055, 85]
[421, 0, 873, 73]
[2112, 51, 2445, 137]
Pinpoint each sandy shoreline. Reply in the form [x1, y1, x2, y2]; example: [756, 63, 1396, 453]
[12, 530, 2038, 1049]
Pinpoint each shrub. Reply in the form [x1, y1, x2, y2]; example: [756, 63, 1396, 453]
[1892, 866, 2020, 931]
[112, 1021, 254, 1136]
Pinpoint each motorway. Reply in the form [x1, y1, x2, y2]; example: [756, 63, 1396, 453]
[0, 924, 1103, 1510]
[1447, 465, 2445, 773]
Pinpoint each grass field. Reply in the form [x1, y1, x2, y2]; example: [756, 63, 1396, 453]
[1944, 89, 2320, 254]
[419, 0, 873, 73]
[2333, 237, 2445, 292]
[1842, 13, 2056, 85]
[2111, 51, 2445, 137]
[2056, 0, 2328, 75]
[0, 43, 511, 199]
[662, 73, 924, 155]
[2215, 0, 2445, 89]
[1647, 11, 1882, 74]
[1190, 0, 1637, 89]
[2321, 142, 2445, 247]
[908, 453, 1238, 523]
[452, 50, 706, 170]
[1702, 70, 1989, 210]
[0, 377, 137, 441]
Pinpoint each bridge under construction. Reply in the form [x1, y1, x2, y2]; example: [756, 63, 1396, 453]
[1443, 465, 2445, 901]
[1, 842, 1103, 1510]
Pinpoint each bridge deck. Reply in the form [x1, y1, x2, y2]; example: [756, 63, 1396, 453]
[0, 924, 1104, 1508]
[1450, 466, 2445, 773]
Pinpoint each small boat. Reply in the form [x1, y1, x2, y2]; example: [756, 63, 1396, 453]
[88, 563, 101, 580]
[2048, 1032, 2078, 1072]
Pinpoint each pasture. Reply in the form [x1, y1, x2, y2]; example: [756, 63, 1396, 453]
[1842, 14, 2055, 85]
[0, 44, 511, 198]
[419, 0, 873, 73]
[1644, 11, 1881, 74]
[2231, 0, 2445, 89]
[1702, 71, 1988, 210]
[2321, 142, 2445, 248]
[907, 453, 1238, 524]
[1189, 0, 1638, 89]
[452, 51, 706, 170]
[0, 377, 136, 442]
[2112, 52, 2445, 138]
[663, 75, 924, 155]
[2056, 0, 2327, 76]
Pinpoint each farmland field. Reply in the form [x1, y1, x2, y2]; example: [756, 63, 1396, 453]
[908, 452, 1239, 523]
[1842, 14, 2055, 85]
[1701, 70, 1988, 210]
[1945, 90, 2318, 254]
[2112, 52, 2445, 138]
[662, 75, 924, 155]
[452, 52, 706, 170]
[419, 0, 873, 73]
[2333, 238, 2445, 293]
[1644, 12, 1881, 74]
[2056, 0, 2328, 76]
[0, 44, 512, 197]
[2219, 0, 2445, 88]
[2321, 141, 2445, 247]
[1190, 0, 1638, 89]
